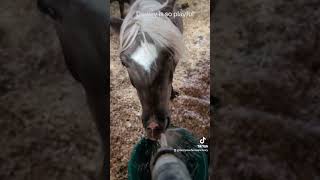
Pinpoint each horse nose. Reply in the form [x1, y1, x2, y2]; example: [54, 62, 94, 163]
[148, 122, 160, 130]
[147, 122, 163, 140]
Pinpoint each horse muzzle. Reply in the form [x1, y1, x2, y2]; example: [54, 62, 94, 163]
[144, 114, 170, 141]
[146, 121, 164, 141]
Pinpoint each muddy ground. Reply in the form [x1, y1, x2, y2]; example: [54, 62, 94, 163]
[110, 0, 210, 179]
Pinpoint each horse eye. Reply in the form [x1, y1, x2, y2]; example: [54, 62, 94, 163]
[120, 55, 130, 67]
[121, 60, 129, 67]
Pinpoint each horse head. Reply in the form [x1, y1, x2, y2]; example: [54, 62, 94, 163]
[112, 0, 183, 140]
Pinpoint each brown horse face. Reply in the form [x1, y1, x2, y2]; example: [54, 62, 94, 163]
[121, 40, 175, 141]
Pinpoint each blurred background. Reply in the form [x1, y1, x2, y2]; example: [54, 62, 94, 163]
[0, 0, 100, 179]
[213, 0, 320, 179]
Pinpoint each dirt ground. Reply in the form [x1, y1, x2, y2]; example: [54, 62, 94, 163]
[110, 0, 210, 179]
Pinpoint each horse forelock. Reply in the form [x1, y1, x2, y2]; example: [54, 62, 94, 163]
[119, 0, 184, 66]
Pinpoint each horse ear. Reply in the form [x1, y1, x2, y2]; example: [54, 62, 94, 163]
[160, 0, 176, 13]
[110, 17, 123, 34]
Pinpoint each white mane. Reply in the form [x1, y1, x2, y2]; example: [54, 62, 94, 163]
[119, 0, 184, 64]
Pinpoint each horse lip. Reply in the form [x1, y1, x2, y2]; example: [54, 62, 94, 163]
[145, 132, 160, 141]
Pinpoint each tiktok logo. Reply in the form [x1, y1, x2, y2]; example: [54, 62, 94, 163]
[200, 137, 206, 144]
[197, 137, 208, 149]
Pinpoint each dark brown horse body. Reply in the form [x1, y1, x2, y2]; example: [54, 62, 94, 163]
[37, 0, 108, 179]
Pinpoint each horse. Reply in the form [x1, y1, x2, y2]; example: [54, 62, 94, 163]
[111, 0, 184, 141]
[37, 0, 108, 179]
